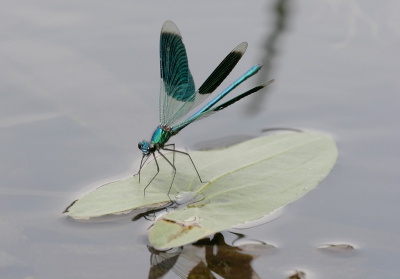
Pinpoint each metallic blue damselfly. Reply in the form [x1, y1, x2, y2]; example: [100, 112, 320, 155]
[137, 21, 274, 198]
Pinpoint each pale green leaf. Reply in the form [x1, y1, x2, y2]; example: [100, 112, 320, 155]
[68, 132, 337, 249]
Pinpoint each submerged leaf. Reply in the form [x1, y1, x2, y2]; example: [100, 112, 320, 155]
[68, 132, 337, 249]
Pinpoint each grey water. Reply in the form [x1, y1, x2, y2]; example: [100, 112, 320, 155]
[1, 1, 400, 278]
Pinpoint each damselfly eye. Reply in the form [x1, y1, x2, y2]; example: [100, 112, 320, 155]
[149, 144, 156, 153]
[138, 142, 142, 150]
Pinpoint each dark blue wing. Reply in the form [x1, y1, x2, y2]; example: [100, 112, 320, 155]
[172, 65, 274, 133]
[159, 21, 248, 126]
[159, 21, 195, 125]
[160, 21, 195, 102]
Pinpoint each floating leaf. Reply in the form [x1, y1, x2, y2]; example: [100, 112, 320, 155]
[68, 132, 337, 249]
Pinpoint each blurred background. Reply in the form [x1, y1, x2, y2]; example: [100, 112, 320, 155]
[1, 0, 399, 278]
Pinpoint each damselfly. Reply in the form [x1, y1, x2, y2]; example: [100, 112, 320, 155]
[137, 20, 274, 198]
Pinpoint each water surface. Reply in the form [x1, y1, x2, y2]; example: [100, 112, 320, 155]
[1, 1, 399, 278]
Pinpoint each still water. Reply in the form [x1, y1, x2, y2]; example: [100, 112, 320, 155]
[1, 0, 400, 278]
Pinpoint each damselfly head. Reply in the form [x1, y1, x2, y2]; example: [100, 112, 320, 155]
[138, 141, 156, 155]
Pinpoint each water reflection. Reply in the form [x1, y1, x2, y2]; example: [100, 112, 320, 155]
[148, 246, 184, 278]
[287, 270, 306, 279]
[132, 192, 206, 222]
[147, 233, 271, 279]
[245, 0, 293, 115]
[132, 201, 175, 222]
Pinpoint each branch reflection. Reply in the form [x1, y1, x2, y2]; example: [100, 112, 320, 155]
[245, 0, 293, 115]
